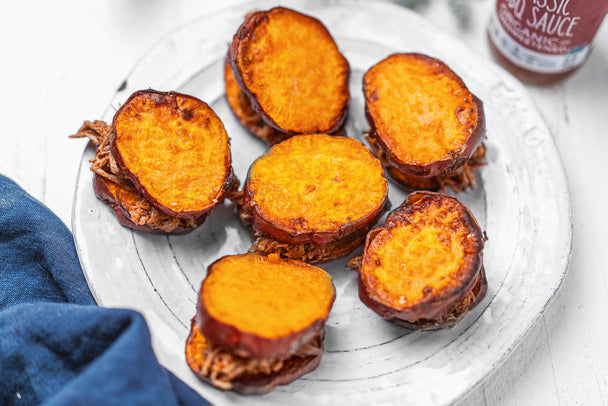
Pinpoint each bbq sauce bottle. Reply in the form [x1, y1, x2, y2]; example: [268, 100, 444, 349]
[488, 0, 608, 84]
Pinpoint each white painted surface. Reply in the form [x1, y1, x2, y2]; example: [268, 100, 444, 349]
[1, 1, 606, 405]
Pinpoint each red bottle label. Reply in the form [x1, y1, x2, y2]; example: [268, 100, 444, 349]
[490, 0, 608, 73]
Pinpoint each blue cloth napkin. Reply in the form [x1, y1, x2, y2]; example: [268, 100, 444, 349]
[0, 174, 210, 406]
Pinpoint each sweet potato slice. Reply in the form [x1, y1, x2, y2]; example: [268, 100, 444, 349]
[224, 59, 286, 145]
[352, 191, 486, 330]
[93, 175, 206, 234]
[239, 134, 388, 263]
[364, 53, 486, 192]
[111, 90, 235, 218]
[186, 253, 335, 393]
[197, 253, 335, 357]
[228, 7, 349, 137]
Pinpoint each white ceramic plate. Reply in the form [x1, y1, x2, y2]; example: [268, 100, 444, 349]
[72, 1, 572, 405]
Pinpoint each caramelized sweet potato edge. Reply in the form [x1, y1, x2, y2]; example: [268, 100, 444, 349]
[110, 89, 237, 219]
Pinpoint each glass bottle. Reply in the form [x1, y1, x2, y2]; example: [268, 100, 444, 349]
[488, 0, 608, 84]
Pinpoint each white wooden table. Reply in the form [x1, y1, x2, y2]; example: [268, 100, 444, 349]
[1, 1, 606, 404]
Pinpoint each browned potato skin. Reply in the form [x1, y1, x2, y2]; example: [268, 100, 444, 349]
[110, 89, 236, 219]
[195, 256, 335, 360]
[228, 8, 349, 136]
[92, 175, 206, 235]
[356, 192, 485, 327]
[239, 180, 387, 246]
[185, 320, 324, 395]
[364, 53, 486, 178]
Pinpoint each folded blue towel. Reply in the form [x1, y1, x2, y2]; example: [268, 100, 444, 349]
[0, 175, 209, 406]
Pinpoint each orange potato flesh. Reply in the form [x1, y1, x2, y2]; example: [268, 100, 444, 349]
[112, 90, 233, 217]
[231, 7, 349, 134]
[245, 134, 387, 238]
[224, 60, 285, 144]
[200, 253, 335, 340]
[364, 53, 480, 169]
[359, 192, 484, 318]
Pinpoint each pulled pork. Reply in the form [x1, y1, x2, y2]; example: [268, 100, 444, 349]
[438, 143, 486, 193]
[198, 332, 322, 390]
[250, 232, 366, 264]
[71, 120, 132, 189]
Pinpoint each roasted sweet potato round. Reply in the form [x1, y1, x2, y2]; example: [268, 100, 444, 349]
[111, 90, 235, 218]
[364, 53, 486, 191]
[228, 7, 350, 137]
[354, 191, 486, 329]
[196, 253, 335, 359]
[186, 253, 335, 394]
[239, 134, 388, 262]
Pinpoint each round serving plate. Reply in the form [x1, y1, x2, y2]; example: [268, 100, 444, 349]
[72, 1, 572, 404]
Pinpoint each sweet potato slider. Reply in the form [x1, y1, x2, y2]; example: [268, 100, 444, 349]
[363, 53, 486, 192]
[351, 191, 487, 330]
[239, 134, 388, 263]
[186, 253, 336, 394]
[112, 90, 234, 218]
[71, 90, 236, 233]
[226, 7, 350, 143]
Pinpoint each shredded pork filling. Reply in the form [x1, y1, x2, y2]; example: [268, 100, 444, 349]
[199, 334, 323, 390]
[71, 120, 204, 232]
[250, 232, 367, 263]
[438, 143, 486, 192]
[71, 120, 132, 188]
